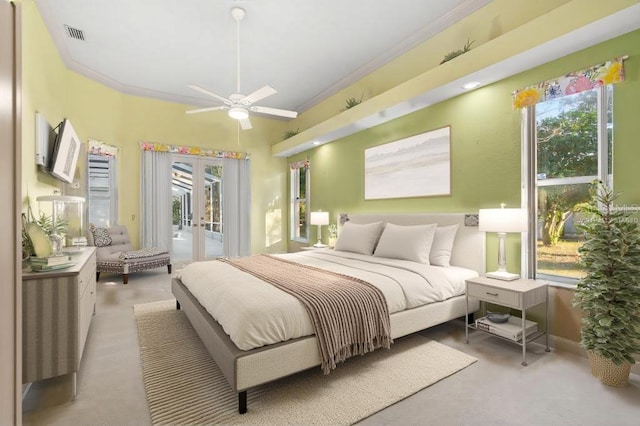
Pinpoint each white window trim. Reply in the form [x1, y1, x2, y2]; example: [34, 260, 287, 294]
[521, 85, 611, 285]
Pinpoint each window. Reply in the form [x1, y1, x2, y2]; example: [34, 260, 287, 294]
[88, 153, 118, 227]
[523, 85, 613, 282]
[290, 161, 310, 242]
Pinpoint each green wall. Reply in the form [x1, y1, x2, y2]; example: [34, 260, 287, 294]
[290, 30, 640, 262]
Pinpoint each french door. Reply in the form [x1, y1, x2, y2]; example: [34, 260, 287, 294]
[171, 154, 224, 264]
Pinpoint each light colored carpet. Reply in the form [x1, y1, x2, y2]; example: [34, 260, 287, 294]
[134, 299, 477, 425]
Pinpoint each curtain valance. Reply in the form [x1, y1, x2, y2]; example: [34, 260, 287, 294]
[89, 139, 118, 157]
[289, 160, 310, 170]
[140, 141, 249, 160]
[512, 56, 625, 109]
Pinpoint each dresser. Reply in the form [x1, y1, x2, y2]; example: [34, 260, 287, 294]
[22, 247, 97, 396]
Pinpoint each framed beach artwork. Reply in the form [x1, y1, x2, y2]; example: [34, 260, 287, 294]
[364, 126, 451, 200]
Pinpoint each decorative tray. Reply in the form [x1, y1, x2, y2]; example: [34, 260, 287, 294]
[486, 312, 511, 323]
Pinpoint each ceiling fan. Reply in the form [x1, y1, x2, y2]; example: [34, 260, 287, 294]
[186, 7, 298, 130]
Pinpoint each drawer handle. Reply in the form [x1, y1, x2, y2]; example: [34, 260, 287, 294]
[486, 292, 499, 296]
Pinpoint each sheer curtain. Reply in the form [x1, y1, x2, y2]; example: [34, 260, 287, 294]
[140, 150, 173, 251]
[223, 157, 251, 257]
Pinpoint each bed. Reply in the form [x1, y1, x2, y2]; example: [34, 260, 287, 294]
[171, 213, 484, 413]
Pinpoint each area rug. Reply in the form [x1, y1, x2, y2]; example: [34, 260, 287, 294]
[134, 299, 477, 425]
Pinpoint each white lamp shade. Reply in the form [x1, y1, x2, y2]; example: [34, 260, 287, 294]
[479, 208, 527, 233]
[310, 211, 329, 226]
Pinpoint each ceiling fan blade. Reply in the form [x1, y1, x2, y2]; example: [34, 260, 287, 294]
[242, 85, 277, 105]
[239, 117, 253, 130]
[187, 85, 231, 105]
[186, 106, 228, 114]
[250, 105, 298, 119]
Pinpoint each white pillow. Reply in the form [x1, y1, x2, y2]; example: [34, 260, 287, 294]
[373, 223, 437, 264]
[430, 224, 459, 267]
[333, 221, 384, 255]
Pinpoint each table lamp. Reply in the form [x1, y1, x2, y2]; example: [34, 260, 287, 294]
[310, 211, 329, 248]
[479, 205, 527, 281]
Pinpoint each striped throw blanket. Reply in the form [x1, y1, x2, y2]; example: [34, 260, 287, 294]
[221, 254, 392, 373]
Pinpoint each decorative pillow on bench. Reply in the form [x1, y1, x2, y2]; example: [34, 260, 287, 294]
[92, 227, 112, 247]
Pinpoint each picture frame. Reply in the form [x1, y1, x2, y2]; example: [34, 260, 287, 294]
[364, 126, 451, 200]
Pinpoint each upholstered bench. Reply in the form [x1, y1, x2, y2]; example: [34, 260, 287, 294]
[88, 225, 171, 284]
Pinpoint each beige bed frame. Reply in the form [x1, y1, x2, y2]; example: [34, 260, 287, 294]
[171, 213, 484, 413]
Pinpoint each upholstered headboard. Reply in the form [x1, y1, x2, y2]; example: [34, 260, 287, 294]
[337, 213, 485, 274]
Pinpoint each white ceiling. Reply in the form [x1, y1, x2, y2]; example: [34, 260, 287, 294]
[34, 0, 492, 116]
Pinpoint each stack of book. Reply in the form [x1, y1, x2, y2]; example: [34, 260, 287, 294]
[475, 316, 538, 342]
[30, 254, 73, 271]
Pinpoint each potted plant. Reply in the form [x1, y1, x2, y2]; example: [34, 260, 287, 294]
[283, 129, 300, 140]
[341, 93, 364, 111]
[327, 224, 338, 248]
[572, 182, 640, 386]
[440, 38, 474, 64]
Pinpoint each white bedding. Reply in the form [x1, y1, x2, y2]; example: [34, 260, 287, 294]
[177, 248, 478, 351]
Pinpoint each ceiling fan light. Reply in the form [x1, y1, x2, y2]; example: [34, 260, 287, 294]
[228, 106, 249, 120]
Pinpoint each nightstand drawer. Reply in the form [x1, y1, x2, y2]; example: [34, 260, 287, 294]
[467, 283, 519, 308]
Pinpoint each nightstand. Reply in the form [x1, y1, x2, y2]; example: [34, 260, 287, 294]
[465, 276, 550, 366]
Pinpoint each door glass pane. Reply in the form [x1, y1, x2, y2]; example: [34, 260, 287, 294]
[171, 160, 193, 264]
[203, 163, 223, 259]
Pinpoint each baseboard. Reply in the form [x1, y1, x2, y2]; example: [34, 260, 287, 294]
[548, 335, 640, 376]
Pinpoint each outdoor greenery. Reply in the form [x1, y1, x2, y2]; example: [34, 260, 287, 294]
[537, 90, 599, 246]
[536, 240, 584, 278]
[172, 199, 181, 227]
[572, 183, 640, 365]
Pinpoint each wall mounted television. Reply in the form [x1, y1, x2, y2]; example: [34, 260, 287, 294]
[48, 118, 81, 184]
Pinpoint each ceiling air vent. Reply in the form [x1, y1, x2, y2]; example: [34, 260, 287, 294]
[64, 24, 85, 41]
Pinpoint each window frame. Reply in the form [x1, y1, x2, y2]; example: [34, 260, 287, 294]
[290, 163, 310, 243]
[87, 153, 118, 227]
[522, 85, 612, 284]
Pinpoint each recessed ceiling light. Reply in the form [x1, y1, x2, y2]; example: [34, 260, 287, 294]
[312, 141, 321, 146]
[462, 81, 481, 90]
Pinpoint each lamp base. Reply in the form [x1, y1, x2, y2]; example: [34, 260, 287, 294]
[485, 270, 520, 281]
[313, 243, 327, 248]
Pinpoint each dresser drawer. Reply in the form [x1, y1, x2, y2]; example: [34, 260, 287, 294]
[467, 283, 520, 308]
